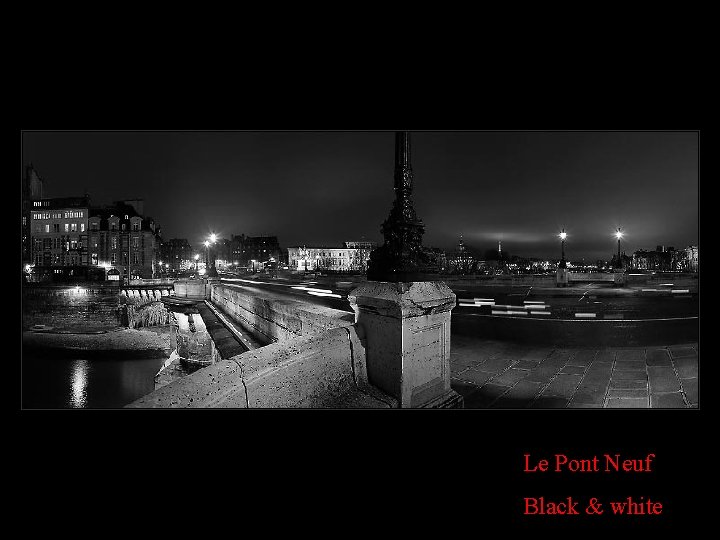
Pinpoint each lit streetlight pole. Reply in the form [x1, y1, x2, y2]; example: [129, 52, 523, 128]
[556, 229, 569, 287]
[207, 233, 218, 278]
[615, 228, 623, 268]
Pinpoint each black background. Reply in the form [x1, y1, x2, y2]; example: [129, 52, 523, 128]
[15, 50, 708, 535]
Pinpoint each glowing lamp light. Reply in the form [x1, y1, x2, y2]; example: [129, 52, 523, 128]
[209, 233, 217, 243]
[194, 254, 199, 260]
[199, 268, 206, 275]
[615, 229, 623, 240]
[559, 231, 567, 241]
[25, 264, 32, 273]
[204, 241, 210, 248]
[165, 263, 169, 268]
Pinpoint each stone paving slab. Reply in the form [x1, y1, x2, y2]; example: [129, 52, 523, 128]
[609, 379, 647, 390]
[650, 392, 686, 408]
[614, 360, 647, 371]
[594, 350, 616, 363]
[669, 346, 697, 358]
[560, 365, 586, 375]
[567, 350, 597, 366]
[648, 366, 682, 393]
[647, 349, 672, 366]
[513, 359, 542, 370]
[570, 387, 607, 405]
[606, 397, 648, 408]
[673, 357, 698, 379]
[529, 396, 570, 409]
[455, 368, 494, 386]
[615, 349, 645, 362]
[681, 378, 698, 405]
[542, 374, 583, 398]
[475, 357, 515, 374]
[462, 383, 510, 408]
[612, 370, 648, 381]
[607, 388, 648, 399]
[449, 338, 698, 409]
[492, 368, 530, 386]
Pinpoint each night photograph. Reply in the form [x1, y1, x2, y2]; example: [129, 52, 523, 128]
[20, 130, 699, 409]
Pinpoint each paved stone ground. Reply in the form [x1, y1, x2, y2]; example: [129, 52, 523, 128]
[450, 335, 698, 408]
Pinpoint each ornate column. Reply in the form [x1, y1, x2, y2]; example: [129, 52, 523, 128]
[349, 132, 462, 408]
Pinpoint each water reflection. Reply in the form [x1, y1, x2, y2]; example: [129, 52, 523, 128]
[70, 359, 89, 408]
[22, 352, 164, 409]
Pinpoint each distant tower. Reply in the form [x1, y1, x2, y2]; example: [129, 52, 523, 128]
[498, 240, 502, 256]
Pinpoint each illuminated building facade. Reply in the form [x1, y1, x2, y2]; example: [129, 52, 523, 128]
[631, 245, 698, 272]
[29, 196, 91, 269]
[22, 165, 45, 265]
[160, 238, 194, 271]
[87, 201, 161, 280]
[230, 235, 283, 268]
[287, 243, 373, 272]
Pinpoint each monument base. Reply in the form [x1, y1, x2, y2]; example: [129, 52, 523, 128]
[348, 281, 456, 408]
[419, 389, 464, 408]
[556, 268, 569, 287]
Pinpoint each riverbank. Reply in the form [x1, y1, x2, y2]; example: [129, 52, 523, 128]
[22, 326, 173, 359]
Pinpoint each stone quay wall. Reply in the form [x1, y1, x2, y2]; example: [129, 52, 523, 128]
[22, 283, 122, 330]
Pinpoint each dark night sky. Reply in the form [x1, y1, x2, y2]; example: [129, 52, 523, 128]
[21, 131, 698, 262]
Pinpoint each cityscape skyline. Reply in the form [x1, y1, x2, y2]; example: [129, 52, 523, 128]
[21, 131, 698, 261]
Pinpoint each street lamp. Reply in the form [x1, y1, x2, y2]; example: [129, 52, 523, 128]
[615, 228, 623, 268]
[206, 234, 218, 277]
[558, 229, 567, 269]
[194, 254, 200, 271]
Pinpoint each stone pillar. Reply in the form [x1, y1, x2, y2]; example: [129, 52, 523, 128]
[556, 268, 568, 287]
[348, 281, 462, 408]
[613, 269, 626, 287]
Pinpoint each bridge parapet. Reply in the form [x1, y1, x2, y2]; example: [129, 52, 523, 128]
[128, 325, 395, 408]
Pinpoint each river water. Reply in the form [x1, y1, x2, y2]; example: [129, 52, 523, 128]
[22, 352, 164, 409]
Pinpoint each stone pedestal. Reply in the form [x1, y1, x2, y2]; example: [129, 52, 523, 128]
[556, 268, 569, 287]
[348, 281, 462, 408]
[613, 270, 626, 287]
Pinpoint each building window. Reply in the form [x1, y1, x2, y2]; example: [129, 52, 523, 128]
[44, 224, 50, 233]
[54, 224, 60, 233]
[65, 223, 69, 232]
[133, 253, 139, 264]
[92, 253, 98, 265]
[111, 223, 117, 231]
[80, 223, 85, 232]
[112, 237, 118, 250]
[111, 253, 117, 264]
[71, 223, 77, 232]
[121, 224, 126, 231]
[71, 241, 77, 250]
[132, 237, 139, 248]
[22, 216, 26, 226]
[133, 223, 140, 231]
[123, 252, 128, 264]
